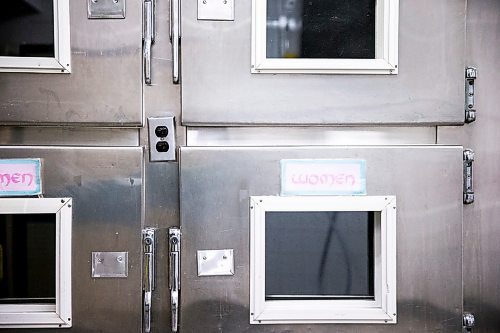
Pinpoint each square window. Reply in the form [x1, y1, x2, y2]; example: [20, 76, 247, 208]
[0, 198, 72, 328]
[0, 0, 71, 73]
[252, 0, 399, 74]
[250, 196, 396, 324]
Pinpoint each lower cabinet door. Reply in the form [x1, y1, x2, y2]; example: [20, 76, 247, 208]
[179, 146, 463, 333]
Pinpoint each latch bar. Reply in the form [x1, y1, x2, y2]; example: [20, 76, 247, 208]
[463, 149, 475, 204]
[169, 227, 181, 332]
[142, 228, 157, 333]
[143, 0, 155, 85]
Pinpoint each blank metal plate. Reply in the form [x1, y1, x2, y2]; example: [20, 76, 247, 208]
[92, 251, 128, 278]
[197, 0, 234, 21]
[88, 0, 126, 19]
[197, 249, 234, 276]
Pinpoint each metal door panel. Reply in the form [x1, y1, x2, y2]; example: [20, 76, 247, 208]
[180, 146, 463, 332]
[0, 3, 143, 126]
[0, 146, 143, 333]
[438, 1, 500, 331]
[181, 0, 466, 126]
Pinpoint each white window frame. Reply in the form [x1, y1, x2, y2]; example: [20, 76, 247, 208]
[0, 198, 72, 328]
[250, 195, 396, 324]
[251, 0, 399, 74]
[0, 0, 71, 73]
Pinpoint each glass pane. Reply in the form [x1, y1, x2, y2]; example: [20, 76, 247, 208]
[0, 1, 55, 57]
[266, 0, 376, 59]
[265, 211, 374, 300]
[0, 214, 56, 304]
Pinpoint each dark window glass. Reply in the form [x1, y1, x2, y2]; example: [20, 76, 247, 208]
[0, 1, 55, 57]
[0, 214, 56, 304]
[265, 211, 374, 300]
[266, 0, 376, 59]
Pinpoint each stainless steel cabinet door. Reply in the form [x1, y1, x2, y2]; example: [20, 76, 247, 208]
[0, 2, 143, 126]
[179, 146, 463, 332]
[181, 1, 466, 125]
[0, 147, 143, 333]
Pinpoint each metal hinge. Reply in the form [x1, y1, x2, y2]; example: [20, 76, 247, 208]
[463, 312, 475, 332]
[465, 67, 477, 123]
[463, 149, 475, 204]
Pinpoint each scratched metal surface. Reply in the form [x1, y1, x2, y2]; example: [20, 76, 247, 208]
[0, 146, 143, 333]
[0, 1, 143, 126]
[180, 146, 463, 333]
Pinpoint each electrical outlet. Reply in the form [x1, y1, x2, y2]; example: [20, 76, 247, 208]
[148, 117, 176, 162]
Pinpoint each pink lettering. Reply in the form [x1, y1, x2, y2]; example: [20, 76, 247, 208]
[11, 173, 21, 183]
[290, 173, 358, 187]
[0, 172, 35, 187]
[22, 173, 34, 186]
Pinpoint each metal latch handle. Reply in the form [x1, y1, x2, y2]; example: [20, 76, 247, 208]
[169, 227, 181, 332]
[170, 0, 181, 84]
[142, 228, 157, 333]
[143, 0, 155, 85]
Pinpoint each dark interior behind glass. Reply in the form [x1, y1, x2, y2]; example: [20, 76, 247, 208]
[0, 1, 55, 57]
[0, 214, 56, 304]
[266, 0, 376, 59]
[265, 211, 374, 300]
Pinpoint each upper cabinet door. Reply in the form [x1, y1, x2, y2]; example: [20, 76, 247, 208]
[181, 0, 466, 126]
[0, 0, 143, 126]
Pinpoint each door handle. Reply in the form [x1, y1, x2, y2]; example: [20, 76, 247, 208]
[170, 0, 181, 84]
[142, 228, 157, 333]
[143, 0, 155, 85]
[169, 227, 181, 332]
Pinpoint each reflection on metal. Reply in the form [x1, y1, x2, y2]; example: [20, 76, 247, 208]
[187, 127, 437, 146]
[169, 227, 181, 332]
[143, 0, 155, 85]
[197, 249, 234, 276]
[197, 0, 234, 21]
[91, 252, 128, 278]
[463, 149, 475, 204]
[266, 0, 303, 58]
[463, 312, 475, 332]
[465, 67, 477, 123]
[88, 0, 126, 19]
[142, 228, 156, 333]
[170, 0, 181, 84]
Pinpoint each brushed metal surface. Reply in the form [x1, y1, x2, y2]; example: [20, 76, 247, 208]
[0, 1, 143, 126]
[0, 127, 139, 146]
[181, 0, 466, 125]
[186, 126, 437, 146]
[180, 146, 463, 332]
[0, 147, 143, 333]
[438, 0, 500, 331]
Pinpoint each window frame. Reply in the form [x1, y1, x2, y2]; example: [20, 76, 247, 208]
[0, 0, 71, 74]
[0, 198, 72, 328]
[250, 195, 397, 324]
[251, 0, 399, 75]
